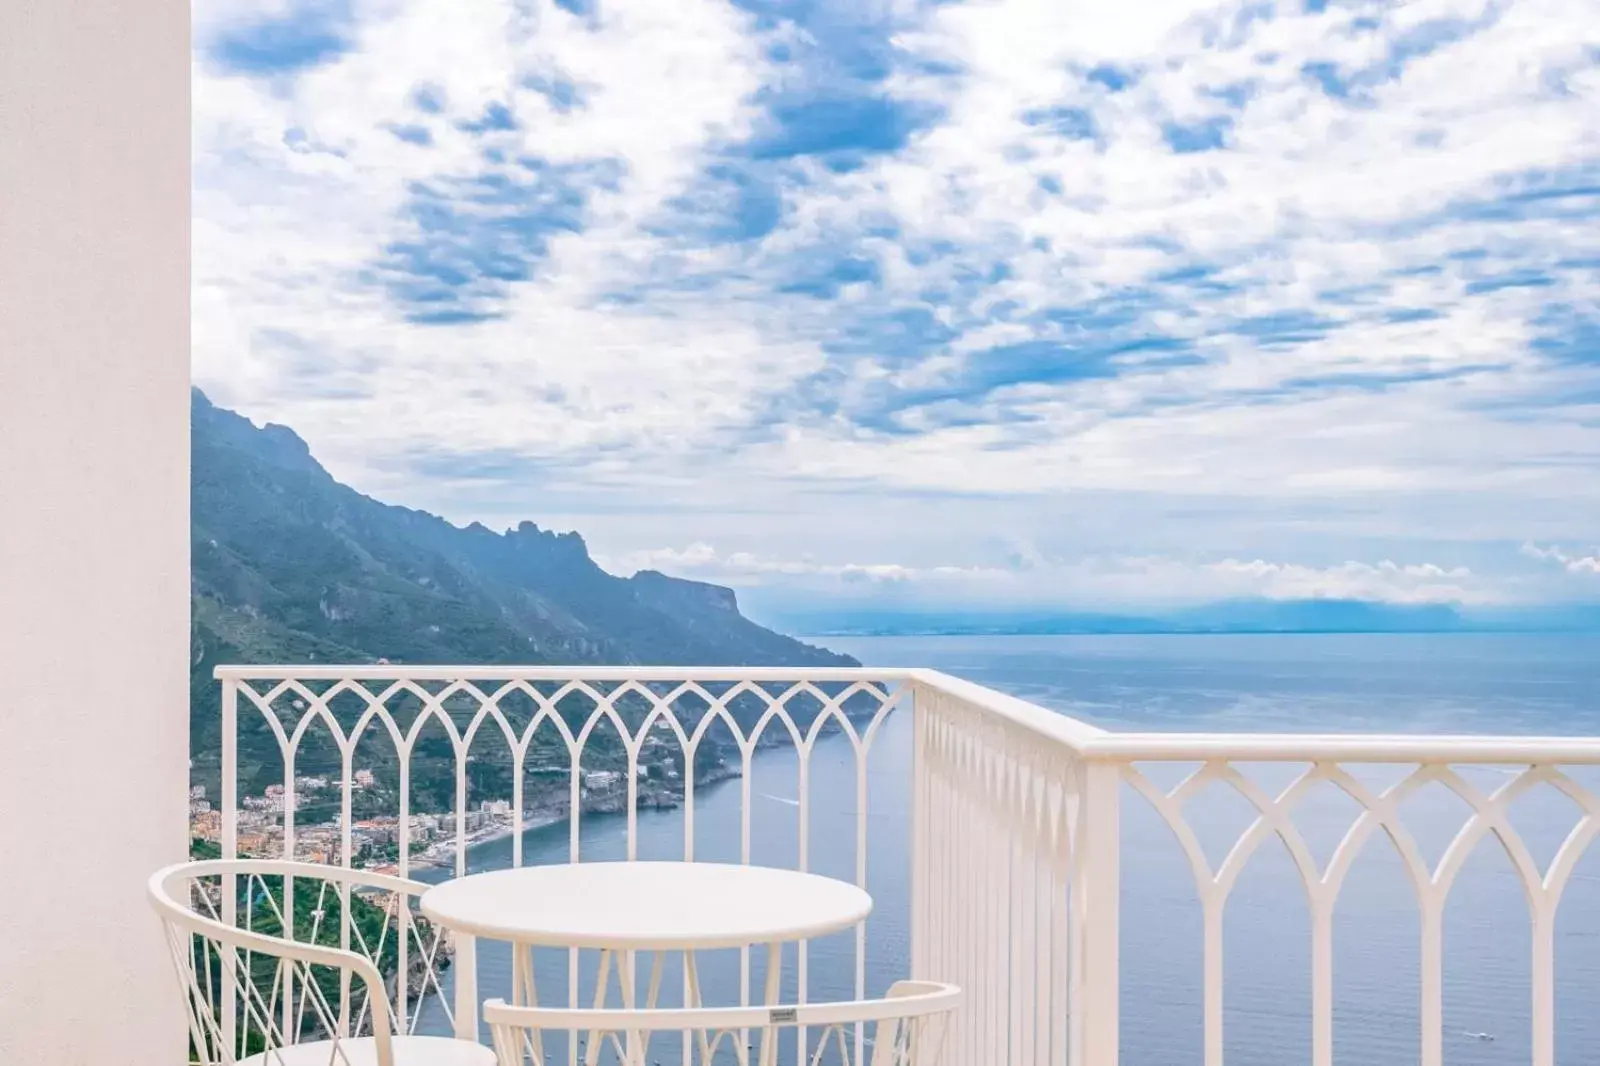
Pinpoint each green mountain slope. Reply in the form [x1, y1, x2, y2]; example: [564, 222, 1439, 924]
[189, 389, 856, 773]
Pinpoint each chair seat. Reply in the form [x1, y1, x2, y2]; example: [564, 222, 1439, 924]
[239, 1035, 497, 1066]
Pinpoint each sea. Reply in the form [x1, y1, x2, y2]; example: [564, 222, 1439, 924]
[415, 634, 1600, 1064]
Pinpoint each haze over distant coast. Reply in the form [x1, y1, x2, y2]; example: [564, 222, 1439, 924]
[769, 600, 1600, 637]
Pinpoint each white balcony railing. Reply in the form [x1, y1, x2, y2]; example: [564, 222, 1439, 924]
[210, 665, 1600, 1066]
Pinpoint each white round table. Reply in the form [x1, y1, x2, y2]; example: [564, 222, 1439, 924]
[421, 861, 872, 1012]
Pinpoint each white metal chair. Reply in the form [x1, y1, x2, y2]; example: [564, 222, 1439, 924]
[484, 980, 960, 1066]
[149, 858, 495, 1066]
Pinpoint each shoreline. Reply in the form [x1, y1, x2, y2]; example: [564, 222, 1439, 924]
[212, 715, 875, 872]
[401, 761, 745, 872]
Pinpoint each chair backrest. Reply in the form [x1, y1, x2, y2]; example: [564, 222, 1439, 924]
[148, 858, 455, 1066]
[484, 980, 960, 1066]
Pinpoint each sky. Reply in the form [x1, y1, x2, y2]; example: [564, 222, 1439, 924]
[191, 0, 1600, 622]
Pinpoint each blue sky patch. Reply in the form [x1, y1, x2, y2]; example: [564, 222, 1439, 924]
[824, 306, 959, 361]
[387, 123, 434, 147]
[1230, 309, 1339, 345]
[1278, 366, 1493, 394]
[1386, 14, 1497, 79]
[1152, 264, 1243, 297]
[1530, 306, 1600, 366]
[523, 74, 586, 113]
[1086, 64, 1137, 92]
[778, 254, 881, 299]
[1306, 9, 1502, 102]
[410, 83, 447, 113]
[734, 0, 899, 83]
[650, 162, 786, 244]
[458, 102, 519, 134]
[1202, 80, 1258, 109]
[974, 338, 1143, 390]
[1385, 307, 1445, 324]
[552, 0, 596, 19]
[376, 158, 621, 323]
[748, 95, 938, 160]
[1022, 106, 1097, 141]
[1163, 116, 1232, 153]
[1416, 164, 1600, 228]
[1464, 270, 1556, 296]
[727, 0, 940, 167]
[844, 329, 1205, 435]
[205, 0, 355, 76]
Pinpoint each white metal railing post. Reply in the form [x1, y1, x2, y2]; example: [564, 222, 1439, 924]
[1073, 760, 1121, 1066]
[910, 683, 929, 983]
[220, 675, 239, 1059]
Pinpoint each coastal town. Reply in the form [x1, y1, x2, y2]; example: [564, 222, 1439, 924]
[187, 691, 878, 871]
[190, 735, 740, 873]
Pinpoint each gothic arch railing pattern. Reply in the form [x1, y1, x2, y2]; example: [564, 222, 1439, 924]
[1120, 756, 1600, 1066]
[216, 667, 906, 1056]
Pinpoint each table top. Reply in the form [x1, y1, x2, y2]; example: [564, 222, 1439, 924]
[419, 862, 874, 950]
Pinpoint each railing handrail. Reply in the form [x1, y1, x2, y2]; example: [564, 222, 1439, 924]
[906, 668, 1109, 750]
[213, 664, 909, 682]
[215, 663, 1600, 762]
[1081, 731, 1600, 763]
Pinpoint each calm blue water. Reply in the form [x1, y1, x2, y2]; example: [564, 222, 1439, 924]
[422, 634, 1600, 1064]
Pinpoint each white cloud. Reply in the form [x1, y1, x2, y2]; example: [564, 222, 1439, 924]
[597, 542, 1493, 606]
[1203, 557, 1480, 603]
[1522, 542, 1600, 575]
[599, 542, 1011, 586]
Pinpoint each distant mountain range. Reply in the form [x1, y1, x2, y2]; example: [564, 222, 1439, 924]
[776, 599, 1600, 637]
[189, 389, 854, 763]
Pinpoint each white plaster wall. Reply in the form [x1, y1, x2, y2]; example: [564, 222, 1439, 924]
[0, 1, 191, 1063]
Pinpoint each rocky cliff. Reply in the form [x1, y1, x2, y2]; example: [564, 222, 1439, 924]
[189, 388, 856, 769]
